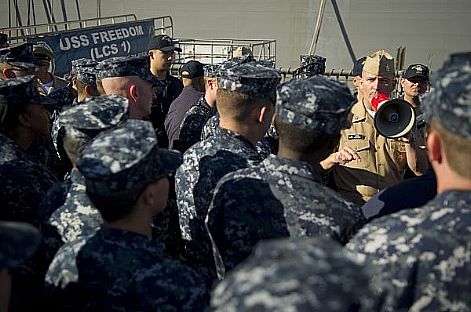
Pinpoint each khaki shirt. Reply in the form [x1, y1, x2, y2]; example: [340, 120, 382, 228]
[333, 100, 407, 205]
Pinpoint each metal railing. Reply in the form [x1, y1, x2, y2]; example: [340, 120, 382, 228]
[150, 16, 174, 38]
[174, 38, 276, 66]
[0, 14, 138, 43]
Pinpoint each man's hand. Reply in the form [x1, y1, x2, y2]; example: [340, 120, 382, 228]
[320, 147, 360, 170]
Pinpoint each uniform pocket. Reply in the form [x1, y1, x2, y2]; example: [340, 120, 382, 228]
[343, 139, 371, 169]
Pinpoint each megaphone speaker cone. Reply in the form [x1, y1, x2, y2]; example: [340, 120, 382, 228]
[374, 99, 416, 138]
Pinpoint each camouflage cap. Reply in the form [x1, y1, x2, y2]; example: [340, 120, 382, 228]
[60, 95, 129, 140]
[276, 75, 355, 134]
[218, 63, 281, 99]
[0, 42, 38, 69]
[46, 85, 77, 110]
[0, 221, 41, 270]
[203, 64, 220, 78]
[211, 237, 380, 311]
[96, 55, 164, 87]
[422, 52, 471, 140]
[0, 75, 56, 106]
[71, 58, 98, 85]
[295, 54, 326, 78]
[363, 50, 395, 77]
[220, 54, 254, 71]
[78, 120, 183, 196]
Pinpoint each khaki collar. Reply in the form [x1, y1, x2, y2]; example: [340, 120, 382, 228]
[350, 99, 368, 123]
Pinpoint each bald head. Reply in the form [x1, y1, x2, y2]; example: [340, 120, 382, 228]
[101, 76, 154, 120]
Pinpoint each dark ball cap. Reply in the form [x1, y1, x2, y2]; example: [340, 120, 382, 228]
[148, 34, 182, 52]
[402, 63, 429, 80]
[351, 56, 367, 77]
[180, 60, 204, 79]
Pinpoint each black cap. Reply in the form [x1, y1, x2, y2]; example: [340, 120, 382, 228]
[180, 60, 204, 78]
[351, 56, 366, 77]
[403, 64, 429, 80]
[148, 34, 182, 52]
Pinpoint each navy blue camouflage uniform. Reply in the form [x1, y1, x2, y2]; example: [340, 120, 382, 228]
[177, 95, 217, 152]
[207, 76, 363, 278]
[176, 63, 280, 282]
[0, 76, 58, 311]
[38, 95, 130, 271]
[347, 52, 471, 311]
[211, 237, 383, 311]
[45, 120, 209, 311]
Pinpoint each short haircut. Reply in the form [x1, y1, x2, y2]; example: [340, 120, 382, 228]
[87, 187, 142, 222]
[76, 79, 99, 98]
[274, 118, 341, 155]
[217, 88, 271, 122]
[431, 120, 471, 179]
[95, 80, 106, 96]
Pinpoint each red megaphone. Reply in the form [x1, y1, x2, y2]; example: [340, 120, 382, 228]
[371, 93, 389, 111]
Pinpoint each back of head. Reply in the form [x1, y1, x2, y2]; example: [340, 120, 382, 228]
[71, 58, 98, 95]
[97, 55, 162, 87]
[275, 76, 355, 154]
[59, 95, 130, 164]
[180, 60, 205, 89]
[217, 63, 280, 121]
[77, 120, 182, 221]
[422, 52, 471, 178]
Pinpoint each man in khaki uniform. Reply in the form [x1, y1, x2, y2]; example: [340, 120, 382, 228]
[322, 50, 427, 205]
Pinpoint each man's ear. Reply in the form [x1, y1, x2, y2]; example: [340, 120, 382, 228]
[128, 84, 138, 103]
[427, 131, 443, 164]
[148, 50, 154, 60]
[2, 68, 16, 79]
[17, 110, 32, 128]
[84, 84, 92, 96]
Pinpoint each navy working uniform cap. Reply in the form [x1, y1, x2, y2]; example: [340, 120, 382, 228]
[96, 55, 164, 87]
[352, 56, 367, 77]
[218, 63, 281, 99]
[180, 60, 204, 79]
[403, 63, 430, 80]
[0, 221, 41, 270]
[203, 64, 220, 78]
[293, 55, 326, 79]
[276, 75, 355, 134]
[0, 75, 57, 106]
[0, 42, 38, 69]
[71, 58, 98, 85]
[78, 120, 183, 196]
[148, 34, 182, 52]
[60, 94, 129, 139]
[422, 52, 471, 140]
